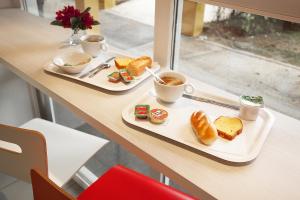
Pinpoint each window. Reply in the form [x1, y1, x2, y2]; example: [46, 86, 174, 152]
[172, 0, 300, 119]
[99, 0, 155, 56]
[22, 0, 155, 57]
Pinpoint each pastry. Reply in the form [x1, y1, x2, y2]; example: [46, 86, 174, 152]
[127, 56, 152, 76]
[119, 69, 134, 83]
[114, 57, 133, 69]
[107, 71, 121, 83]
[135, 105, 150, 119]
[149, 109, 168, 124]
[190, 111, 218, 145]
[214, 116, 243, 140]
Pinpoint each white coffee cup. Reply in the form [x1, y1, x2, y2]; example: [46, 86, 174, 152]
[80, 35, 108, 57]
[154, 71, 195, 103]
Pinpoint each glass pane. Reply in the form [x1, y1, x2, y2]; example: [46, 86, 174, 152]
[175, 1, 300, 119]
[40, 0, 75, 18]
[99, 0, 155, 56]
[23, 0, 75, 17]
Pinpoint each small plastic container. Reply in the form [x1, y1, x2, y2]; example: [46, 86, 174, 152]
[239, 96, 264, 121]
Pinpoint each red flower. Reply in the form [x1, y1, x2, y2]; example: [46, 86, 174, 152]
[55, 6, 80, 28]
[81, 12, 94, 29]
[51, 6, 99, 30]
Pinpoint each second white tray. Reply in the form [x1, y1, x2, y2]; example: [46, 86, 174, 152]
[122, 90, 275, 164]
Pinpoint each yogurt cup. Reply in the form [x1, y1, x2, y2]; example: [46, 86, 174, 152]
[239, 96, 264, 121]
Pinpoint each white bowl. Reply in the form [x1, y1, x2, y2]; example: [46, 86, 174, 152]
[53, 52, 92, 74]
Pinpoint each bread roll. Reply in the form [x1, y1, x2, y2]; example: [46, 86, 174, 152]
[190, 111, 218, 145]
[127, 56, 152, 76]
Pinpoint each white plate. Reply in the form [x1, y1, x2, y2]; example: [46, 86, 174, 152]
[122, 90, 275, 164]
[44, 52, 160, 92]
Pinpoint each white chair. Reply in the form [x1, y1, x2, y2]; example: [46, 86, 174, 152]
[0, 118, 108, 187]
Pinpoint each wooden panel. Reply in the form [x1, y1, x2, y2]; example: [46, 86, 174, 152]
[31, 169, 75, 200]
[75, 0, 100, 34]
[0, 123, 48, 183]
[99, 0, 116, 9]
[182, 0, 205, 37]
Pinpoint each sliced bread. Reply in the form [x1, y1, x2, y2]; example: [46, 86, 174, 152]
[214, 116, 243, 140]
[114, 57, 133, 69]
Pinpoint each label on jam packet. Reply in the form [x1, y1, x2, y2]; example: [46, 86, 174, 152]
[108, 71, 121, 83]
[150, 108, 168, 123]
[135, 104, 150, 119]
[119, 69, 134, 83]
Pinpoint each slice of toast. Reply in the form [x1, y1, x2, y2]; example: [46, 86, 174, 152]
[214, 116, 243, 140]
[114, 57, 133, 69]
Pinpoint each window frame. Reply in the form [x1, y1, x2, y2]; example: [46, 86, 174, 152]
[193, 0, 300, 23]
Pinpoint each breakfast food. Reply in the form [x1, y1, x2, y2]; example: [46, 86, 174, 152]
[63, 58, 91, 66]
[239, 95, 264, 121]
[108, 55, 153, 84]
[149, 109, 168, 124]
[119, 69, 134, 83]
[135, 105, 150, 119]
[214, 116, 243, 140]
[190, 111, 218, 145]
[114, 57, 133, 69]
[160, 76, 184, 86]
[127, 56, 152, 76]
[107, 71, 121, 83]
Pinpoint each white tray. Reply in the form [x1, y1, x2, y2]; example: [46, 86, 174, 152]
[44, 52, 160, 92]
[122, 91, 275, 164]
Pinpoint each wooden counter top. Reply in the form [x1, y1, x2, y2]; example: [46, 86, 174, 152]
[1, 9, 300, 200]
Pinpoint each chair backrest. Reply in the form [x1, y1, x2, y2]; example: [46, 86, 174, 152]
[0, 123, 48, 183]
[31, 169, 75, 200]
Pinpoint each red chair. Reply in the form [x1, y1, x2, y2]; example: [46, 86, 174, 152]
[31, 165, 198, 200]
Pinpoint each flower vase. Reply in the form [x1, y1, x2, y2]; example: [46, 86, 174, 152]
[69, 29, 85, 46]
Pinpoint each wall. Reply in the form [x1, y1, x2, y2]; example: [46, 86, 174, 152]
[0, 0, 20, 8]
[0, 64, 34, 126]
[0, 63, 84, 128]
[0, 2, 84, 128]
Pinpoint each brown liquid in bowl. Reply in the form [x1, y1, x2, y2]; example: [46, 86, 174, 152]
[160, 76, 184, 86]
[85, 38, 100, 42]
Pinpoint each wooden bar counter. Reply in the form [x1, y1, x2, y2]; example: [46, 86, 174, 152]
[1, 9, 300, 200]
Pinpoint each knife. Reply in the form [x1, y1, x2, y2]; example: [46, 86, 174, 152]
[79, 56, 115, 79]
[182, 94, 240, 110]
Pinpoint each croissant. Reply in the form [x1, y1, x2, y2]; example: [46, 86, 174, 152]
[190, 111, 218, 145]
